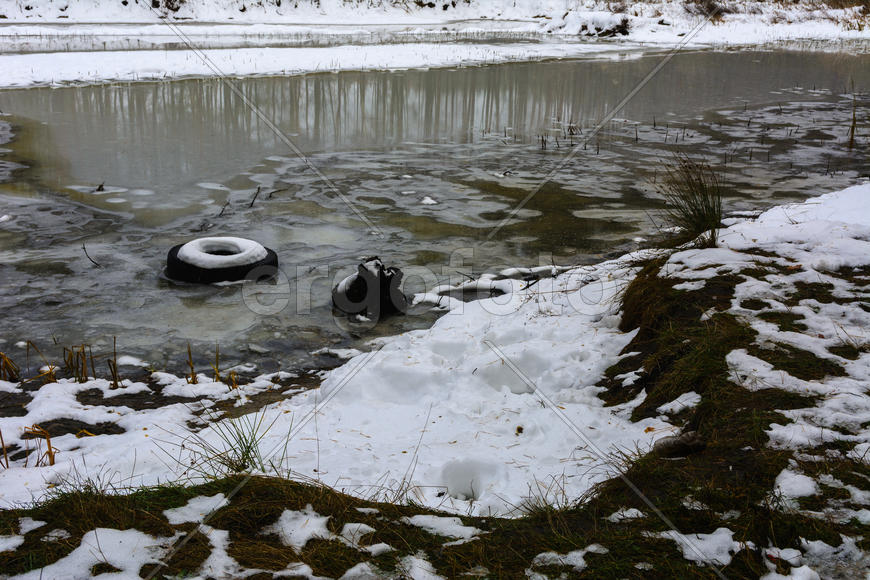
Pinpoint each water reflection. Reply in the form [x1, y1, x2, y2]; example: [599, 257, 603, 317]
[0, 50, 865, 213]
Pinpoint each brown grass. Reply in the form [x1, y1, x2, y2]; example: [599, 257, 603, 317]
[186, 343, 198, 385]
[0, 352, 20, 382]
[21, 425, 57, 467]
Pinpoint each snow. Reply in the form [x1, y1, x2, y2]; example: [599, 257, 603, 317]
[673, 280, 707, 291]
[400, 515, 481, 540]
[0, 534, 25, 552]
[606, 507, 645, 522]
[176, 236, 268, 270]
[0, 1, 867, 88]
[761, 566, 820, 580]
[0, 41, 632, 89]
[339, 562, 380, 579]
[313, 347, 364, 360]
[774, 468, 819, 499]
[17, 517, 45, 534]
[340, 522, 377, 546]
[273, 251, 669, 516]
[365, 543, 394, 556]
[41, 529, 70, 542]
[116, 355, 148, 367]
[263, 505, 334, 550]
[531, 543, 608, 572]
[656, 391, 702, 415]
[197, 525, 240, 578]
[648, 527, 746, 567]
[800, 536, 870, 579]
[10, 528, 167, 580]
[163, 493, 228, 525]
[665, 182, 870, 461]
[397, 553, 443, 579]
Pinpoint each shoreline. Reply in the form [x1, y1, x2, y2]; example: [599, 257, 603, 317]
[0, 181, 867, 508]
[1, 180, 869, 576]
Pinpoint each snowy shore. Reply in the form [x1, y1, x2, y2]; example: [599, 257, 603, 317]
[0, 0, 867, 88]
[1, 180, 868, 519]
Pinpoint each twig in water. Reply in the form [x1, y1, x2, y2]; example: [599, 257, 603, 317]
[249, 186, 261, 208]
[107, 337, 121, 390]
[82, 243, 102, 268]
[267, 187, 289, 199]
[217, 200, 230, 218]
[848, 80, 857, 151]
[212, 343, 221, 383]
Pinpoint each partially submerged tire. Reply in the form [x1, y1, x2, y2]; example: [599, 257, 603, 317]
[166, 236, 278, 284]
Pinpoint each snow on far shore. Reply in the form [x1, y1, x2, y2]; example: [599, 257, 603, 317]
[0, 42, 634, 89]
[0, 0, 867, 88]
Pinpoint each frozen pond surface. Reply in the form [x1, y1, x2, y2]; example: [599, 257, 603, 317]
[0, 49, 867, 372]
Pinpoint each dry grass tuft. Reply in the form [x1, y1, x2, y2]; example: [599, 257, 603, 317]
[0, 352, 20, 382]
[186, 342, 198, 385]
[106, 337, 121, 390]
[21, 425, 58, 467]
[0, 430, 9, 469]
[23, 341, 57, 385]
[212, 343, 221, 383]
[63, 344, 93, 383]
[656, 154, 723, 248]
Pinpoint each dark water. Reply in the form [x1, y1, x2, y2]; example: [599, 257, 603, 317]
[0, 49, 867, 372]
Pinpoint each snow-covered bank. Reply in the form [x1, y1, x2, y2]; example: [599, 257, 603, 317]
[2, 0, 866, 36]
[0, 41, 638, 88]
[1, 180, 868, 519]
[0, 0, 866, 88]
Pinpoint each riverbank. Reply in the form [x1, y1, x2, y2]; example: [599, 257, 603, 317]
[0, 181, 868, 577]
[0, 0, 867, 88]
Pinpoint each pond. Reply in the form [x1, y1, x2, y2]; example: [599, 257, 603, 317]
[0, 48, 867, 373]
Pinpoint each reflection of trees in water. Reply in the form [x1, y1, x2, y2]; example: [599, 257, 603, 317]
[7, 52, 868, 187]
[81, 62, 628, 151]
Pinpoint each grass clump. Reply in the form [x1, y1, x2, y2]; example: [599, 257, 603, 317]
[164, 407, 289, 479]
[783, 281, 836, 306]
[758, 310, 810, 333]
[591, 258, 863, 576]
[740, 298, 769, 311]
[747, 342, 846, 381]
[0, 352, 20, 382]
[828, 342, 869, 360]
[656, 154, 723, 248]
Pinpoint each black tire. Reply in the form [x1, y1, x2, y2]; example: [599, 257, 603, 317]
[166, 243, 279, 284]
